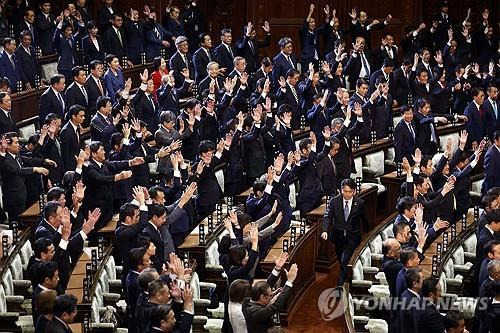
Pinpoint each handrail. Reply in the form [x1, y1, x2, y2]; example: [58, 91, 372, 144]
[0, 229, 31, 279]
[88, 245, 113, 302]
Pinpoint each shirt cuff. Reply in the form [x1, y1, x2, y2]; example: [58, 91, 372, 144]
[79, 230, 88, 240]
[264, 184, 273, 194]
[406, 176, 413, 182]
[413, 168, 420, 175]
[195, 116, 201, 121]
[240, 85, 246, 90]
[174, 170, 181, 178]
[139, 204, 148, 211]
[285, 281, 293, 287]
[356, 116, 363, 122]
[140, 83, 147, 91]
[344, 119, 351, 127]
[71, 211, 77, 219]
[254, 123, 261, 128]
[59, 239, 68, 250]
[123, 138, 130, 145]
[272, 268, 281, 276]
[417, 247, 423, 253]
[215, 151, 222, 159]
[470, 159, 477, 168]
[324, 140, 331, 146]
[183, 309, 195, 315]
[75, 167, 82, 174]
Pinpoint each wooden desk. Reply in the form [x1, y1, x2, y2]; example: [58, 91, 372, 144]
[306, 185, 378, 273]
[379, 171, 406, 213]
[260, 222, 318, 327]
[19, 201, 41, 229]
[353, 138, 394, 159]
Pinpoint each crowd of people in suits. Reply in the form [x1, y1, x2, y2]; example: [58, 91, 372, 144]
[0, 0, 498, 332]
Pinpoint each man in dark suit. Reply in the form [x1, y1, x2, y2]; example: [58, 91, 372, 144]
[235, 21, 271, 74]
[483, 85, 499, 141]
[397, 268, 423, 333]
[242, 263, 297, 333]
[85, 60, 106, 117]
[132, 72, 160, 133]
[0, 93, 18, 134]
[193, 33, 214, 84]
[417, 277, 446, 332]
[90, 96, 118, 151]
[464, 88, 486, 150]
[144, 14, 172, 62]
[263, 104, 294, 156]
[276, 69, 301, 130]
[0, 38, 25, 92]
[122, 9, 146, 64]
[18, 8, 36, 44]
[413, 97, 451, 156]
[31, 261, 60, 323]
[65, 66, 89, 117]
[478, 240, 500, 289]
[115, 200, 148, 285]
[198, 61, 225, 99]
[126, 247, 151, 328]
[350, 9, 391, 49]
[53, 19, 81, 83]
[382, 238, 403, 296]
[295, 136, 324, 215]
[321, 178, 369, 285]
[344, 37, 373, 88]
[249, 57, 273, 92]
[60, 105, 85, 172]
[271, 37, 297, 89]
[394, 105, 416, 163]
[369, 58, 395, 96]
[475, 210, 500, 288]
[214, 28, 235, 75]
[85, 141, 142, 230]
[39, 74, 66, 126]
[81, 21, 105, 64]
[141, 204, 168, 272]
[35, 1, 55, 55]
[483, 131, 500, 194]
[148, 301, 194, 333]
[103, 14, 127, 58]
[169, 36, 195, 87]
[430, 1, 452, 51]
[97, 0, 116, 33]
[393, 56, 417, 106]
[0, 132, 48, 223]
[44, 294, 78, 333]
[16, 30, 40, 89]
[373, 32, 398, 69]
[38, 113, 64, 185]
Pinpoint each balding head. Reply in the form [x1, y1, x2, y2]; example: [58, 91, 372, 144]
[487, 259, 500, 280]
[383, 238, 401, 259]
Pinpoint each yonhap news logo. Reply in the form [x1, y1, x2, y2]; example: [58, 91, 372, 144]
[318, 287, 347, 321]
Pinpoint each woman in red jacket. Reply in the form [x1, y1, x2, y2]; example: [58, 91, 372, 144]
[150, 56, 169, 100]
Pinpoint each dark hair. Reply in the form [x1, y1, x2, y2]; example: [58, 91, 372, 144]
[44, 112, 61, 125]
[444, 311, 465, 329]
[397, 196, 416, 214]
[129, 247, 148, 270]
[153, 56, 163, 70]
[68, 104, 86, 118]
[252, 179, 266, 195]
[2, 37, 14, 48]
[199, 32, 210, 45]
[277, 104, 292, 116]
[486, 240, 500, 256]
[400, 105, 412, 114]
[487, 208, 500, 224]
[416, 97, 430, 110]
[471, 87, 484, 98]
[85, 20, 97, 31]
[414, 175, 426, 188]
[19, 29, 33, 40]
[229, 245, 247, 266]
[184, 98, 199, 110]
[402, 57, 413, 66]
[160, 110, 176, 124]
[50, 74, 65, 86]
[34, 238, 53, 259]
[421, 276, 439, 297]
[261, 57, 272, 67]
[150, 204, 166, 218]
[494, 130, 500, 141]
[375, 75, 387, 85]
[237, 213, 252, 230]
[53, 294, 77, 317]
[299, 138, 312, 151]
[119, 203, 138, 222]
[382, 58, 394, 68]
[198, 139, 215, 154]
[393, 221, 410, 238]
[356, 78, 369, 88]
[137, 235, 153, 250]
[220, 28, 231, 36]
[420, 155, 432, 169]
[416, 68, 428, 77]
[110, 132, 123, 148]
[229, 279, 251, 303]
[96, 95, 112, 110]
[149, 186, 165, 200]
[44, 201, 61, 221]
[105, 54, 118, 65]
[341, 178, 356, 190]
[72, 66, 86, 78]
[286, 69, 300, 78]
[36, 261, 59, 285]
[405, 267, 421, 289]
[150, 304, 173, 327]
[400, 248, 418, 266]
[47, 186, 65, 202]
[251, 280, 270, 301]
[89, 60, 103, 71]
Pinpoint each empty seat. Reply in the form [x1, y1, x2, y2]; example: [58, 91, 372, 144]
[18, 124, 36, 140]
[451, 245, 473, 274]
[352, 260, 373, 289]
[463, 233, 477, 262]
[443, 258, 463, 287]
[19, 241, 32, 271]
[359, 247, 379, 276]
[384, 147, 396, 167]
[380, 223, 394, 241]
[365, 318, 389, 333]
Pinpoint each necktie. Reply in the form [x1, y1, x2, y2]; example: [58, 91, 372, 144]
[80, 85, 88, 103]
[206, 49, 211, 61]
[493, 101, 498, 119]
[6, 111, 13, 123]
[360, 52, 370, 76]
[116, 29, 122, 46]
[330, 156, 337, 176]
[227, 45, 234, 59]
[9, 55, 15, 70]
[427, 64, 433, 78]
[96, 78, 104, 96]
[75, 126, 80, 144]
[387, 47, 393, 58]
[15, 155, 22, 168]
[344, 201, 350, 222]
[430, 122, 437, 142]
[55, 138, 61, 154]
[57, 93, 65, 111]
[154, 27, 161, 40]
[248, 40, 255, 55]
[408, 123, 415, 141]
[182, 54, 188, 66]
[290, 85, 298, 103]
[479, 105, 484, 119]
[287, 55, 294, 68]
[148, 94, 155, 110]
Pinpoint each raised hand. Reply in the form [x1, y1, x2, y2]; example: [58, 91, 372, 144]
[132, 186, 145, 205]
[196, 160, 205, 175]
[240, 72, 249, 86]
[73, 180, 86, 202]
[353, 102, 363, 117]
[179, 182, 197, 208]
[349, 8, 357, 20]
[140, 68, 149, 83]
[274, 153, 284, 173]
[322, 126, 331, 140]
[285, 263, 298, 283]
[262, 21, 270, 33]
[412, 148, 422, 165]
[275, 252, 288, 269]
[278, 76, 286, 88]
